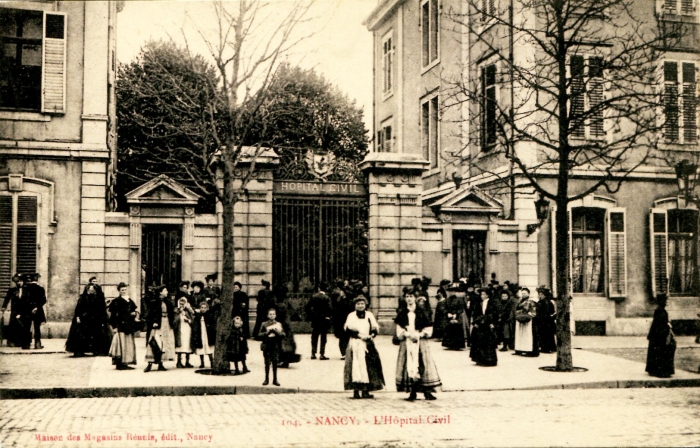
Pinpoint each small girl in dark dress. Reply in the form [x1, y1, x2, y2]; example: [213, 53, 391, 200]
[227, 315, 249, 375]
[258, 308, 284, 386]
[193, 301, 216, 368]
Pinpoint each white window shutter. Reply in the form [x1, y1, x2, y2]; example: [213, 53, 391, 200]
[650, 209, 669, 296]
[607, 208, 627, 298]
[42, 12, 67, 114]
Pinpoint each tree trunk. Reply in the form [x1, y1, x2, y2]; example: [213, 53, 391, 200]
[554, 197, 573, 371]
[212, 173, 236, 374]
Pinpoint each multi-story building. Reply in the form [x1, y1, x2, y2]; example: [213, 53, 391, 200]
[365, 0, 700, 334]
[0, 1, 121, 329]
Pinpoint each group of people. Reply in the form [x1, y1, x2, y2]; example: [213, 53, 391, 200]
[431, 276, 558, 366]
[1, 273, 47, 350]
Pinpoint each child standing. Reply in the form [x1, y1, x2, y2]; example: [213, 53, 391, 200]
[173, 297, 195, 368]
[257, 308, 284, 386]
[226, 315, 249, 374]
[193, 301, 216, 368]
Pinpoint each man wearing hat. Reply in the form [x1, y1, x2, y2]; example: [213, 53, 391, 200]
[2, 273, 27, 347]
[24, 273, 46, 349]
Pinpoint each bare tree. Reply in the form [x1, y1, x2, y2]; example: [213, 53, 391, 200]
[443, 0, 689, 370]
[118, 0, 316, 374]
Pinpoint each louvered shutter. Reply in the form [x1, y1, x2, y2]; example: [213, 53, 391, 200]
[607, 208, 627, 298]
[682, 62, 696, 143]
[570, 55, 585, 139]
[41, 12, 66, 114]
[551, 209, 572, 297]
[681, 0, 694, 14]
[588, 57, 605, 138]
[664, 61, 680, 143]
[0, 197, 12, 291]
[16, 196, 37, 276]
[650, 209, 669, 296]
[665, 0, 678, 12]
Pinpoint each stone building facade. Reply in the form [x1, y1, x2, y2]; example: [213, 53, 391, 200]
[365, 0, 700, 334]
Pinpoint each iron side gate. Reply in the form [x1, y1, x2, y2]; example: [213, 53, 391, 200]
[141, 224, 182, 293]
[453, 230, 486, 284]
[273, 197, 368, 295]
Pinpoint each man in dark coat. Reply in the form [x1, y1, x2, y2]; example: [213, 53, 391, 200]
[232, 281, 250, 338]
[253, 280, 275, 337]
[306, 281, 332, 360]
[24, 273, 46, 349]
[2, 273, 27, 347]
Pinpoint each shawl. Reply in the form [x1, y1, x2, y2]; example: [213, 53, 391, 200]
[344, 310, 378, 383]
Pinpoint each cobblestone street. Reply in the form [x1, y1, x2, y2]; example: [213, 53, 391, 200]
[2, 388, 700, 447]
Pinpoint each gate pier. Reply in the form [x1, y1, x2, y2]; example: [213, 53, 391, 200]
[361, 153, 428, 334]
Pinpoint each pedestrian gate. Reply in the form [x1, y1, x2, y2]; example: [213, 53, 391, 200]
[141, 224, 182, 292]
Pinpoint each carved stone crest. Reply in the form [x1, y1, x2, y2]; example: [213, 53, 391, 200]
[305, 150, 336, 181]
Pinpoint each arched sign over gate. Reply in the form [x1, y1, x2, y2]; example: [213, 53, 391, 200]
[272, 150, 368, 326]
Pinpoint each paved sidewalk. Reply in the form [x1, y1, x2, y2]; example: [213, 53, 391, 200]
[1, 335, 699, 398]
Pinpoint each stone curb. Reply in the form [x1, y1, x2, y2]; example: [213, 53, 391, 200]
[3, 378, 700, 400]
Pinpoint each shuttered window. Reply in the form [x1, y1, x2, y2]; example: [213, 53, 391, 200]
[481, 0, 497, 22]
[667, 209, 698, 295]
[664, 0, 696, 14]
[0, 9, 65, 113]
[570, 55, 605, 140]
[377, 120, 393, 153]
[481, 63, 497, 150]
[421, 95, 439, 168]
[664, 61, 697, 144]
[421, 0, 439, 67]
[0, 194, 38, 291]
[382, 32, 393, 95]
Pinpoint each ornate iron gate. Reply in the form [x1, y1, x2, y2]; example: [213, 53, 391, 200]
[141, 224, 182, 292]
[453, 230, 486, 284]
[272, 197, 368, 295]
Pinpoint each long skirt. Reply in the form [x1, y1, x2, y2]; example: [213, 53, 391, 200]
[515, 320, 539, 355]
[646, 338, 676, 377]
[195, 323, 215, 356]
[343, 338, 385, 391]
[537, 318, 557, 353]
[109, 331, 137, 365]
[469, 324, 498, 366]
[442, 322, 466, 350]
[396, 339, 442, 392]
[175, 318, 193, 354]
[147, 319, 176, 362]
[66, 320, 112, 355]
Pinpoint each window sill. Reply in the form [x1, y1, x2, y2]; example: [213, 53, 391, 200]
[0, 111, 51, 122]
[662, 141, 698, 151]
[421, 58, 440, 75]
[382, 91, 394, 102]
[422, 165, 441, 177]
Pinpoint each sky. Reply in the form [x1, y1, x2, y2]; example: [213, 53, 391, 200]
[116, 0, 377, 129]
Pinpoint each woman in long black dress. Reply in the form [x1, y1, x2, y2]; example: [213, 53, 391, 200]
[536, 287, 557, 353]
[646, 294, 675, 378]
[469, 288, 499, 366]
[66, 284, 112, 356]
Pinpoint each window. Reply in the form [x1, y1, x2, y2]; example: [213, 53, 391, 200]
[377, 119, 393, 152]
[421, 96, 439, 169]
[480, 63, 497, 150]
[480, 0, 497, 23]
[421, 0, 439, 67]
[0, 194, 38, 290]
[0, 8, 66, 113]
[650, 208, 698, 296]
[663, 61, 697, 144]
[382, 32, 393, 96]
[663, 0, 696, 15]
[571, 207, 605, 294]
[570, 55, 605, 140]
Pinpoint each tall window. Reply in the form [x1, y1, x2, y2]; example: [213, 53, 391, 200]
[382, 32, 393, 96]
[0, 8, 43, 111]
[663, 61, 697, 144]
[667, 209, 698, 294]
[663, 0, 696, 15]
[0, 195, 38, 290]
[421, 0, 439, 67]
[570, 55, 605, 140]
[421, 96, 439, 168]
[571, 207, 605, 294]
[480, 63, 497, 150]
[0, 8, 66, 113]
[481, 0, 497, 22]
[377, 119, 393, 152]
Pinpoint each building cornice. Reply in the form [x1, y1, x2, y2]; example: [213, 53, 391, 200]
[0, 140, 109, 160]
[364, 0, 405, 31]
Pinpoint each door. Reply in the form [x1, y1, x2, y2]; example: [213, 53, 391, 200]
[453, 230, 486, 285]
[141, 224, 182, 293]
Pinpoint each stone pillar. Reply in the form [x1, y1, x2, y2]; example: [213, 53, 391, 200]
[230, 150, 278, 324]
[360, 153, 428, 333]
[515, 189, 539, 289]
